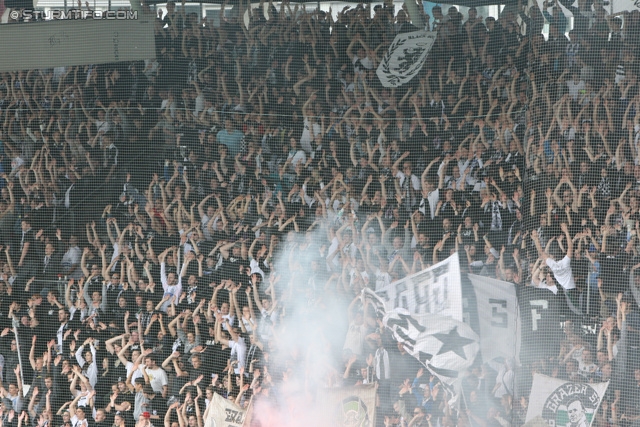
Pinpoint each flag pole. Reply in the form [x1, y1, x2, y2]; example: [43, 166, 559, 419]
[241, 395, 254, 427]
[460, 384, 470, 422]
[13, 323, 29, 396]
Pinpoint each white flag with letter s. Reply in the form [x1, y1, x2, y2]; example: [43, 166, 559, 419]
[377, 30, 437, 88]
[468, 274, 521, 366]
[526, 374, 609, 427]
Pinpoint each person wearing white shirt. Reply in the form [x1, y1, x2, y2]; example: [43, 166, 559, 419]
[289, 149, 307, 169]
[417, 156, 442, 219]
[532, 223, 582, 314]
[3, 383, 23, 413]
[395, 161, 421, 209]
[419, 177, 440, 220]
[69, 403, 91, 427]
[116, 343, 143, 386]
[533, 223, 576, 291]
[396, 167, 421, 191]
[216, 314, 246, 375]
[531, 266, 559, 295]
[373, 263, 392, 292]
[142, 355, 168, 398]
[61, 236, 82, 279]
[204, 387, 215, 409]
[565, 70, 586, 102]
[159, 248, 183, 311]
[198, 195, 218, 241]
[75, 339, 98, 388]
[300, 117, 322, 154]
[347, 34, 374, 75]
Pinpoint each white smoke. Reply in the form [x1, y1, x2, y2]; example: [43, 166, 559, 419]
[248, 227, 352, 427]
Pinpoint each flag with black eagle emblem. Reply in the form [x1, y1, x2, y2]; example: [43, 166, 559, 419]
[376, 30, 437, 88]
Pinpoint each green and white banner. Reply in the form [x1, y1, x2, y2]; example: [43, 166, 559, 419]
[317, 385, 377, 427]
[525, 374, 609, 427]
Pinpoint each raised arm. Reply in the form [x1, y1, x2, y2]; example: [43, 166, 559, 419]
[560, 222, 572, 259]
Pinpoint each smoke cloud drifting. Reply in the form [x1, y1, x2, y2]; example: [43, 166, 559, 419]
[248, 227, 353, 427]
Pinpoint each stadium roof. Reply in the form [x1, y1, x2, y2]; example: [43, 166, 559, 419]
[143, 0, 515, 6]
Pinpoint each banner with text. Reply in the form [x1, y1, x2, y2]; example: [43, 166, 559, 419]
[375, 253, 462, 321]
[525, 374, 609, 427]
[204, 393, 246, 427]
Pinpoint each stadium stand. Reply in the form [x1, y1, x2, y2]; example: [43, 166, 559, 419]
[1, 0, 639, 426]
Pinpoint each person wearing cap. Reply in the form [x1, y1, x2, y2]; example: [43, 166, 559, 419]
[139, 411, 153, 427]
[141, 385, 163, 422]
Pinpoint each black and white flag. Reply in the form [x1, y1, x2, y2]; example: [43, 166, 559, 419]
[376, 30, 437, 88]
[363, 254, 477, 385]
[374, 253, 462, 320]
[384, 308, 479, 385]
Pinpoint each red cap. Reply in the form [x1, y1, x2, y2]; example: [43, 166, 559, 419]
[142, 412, 151, 419]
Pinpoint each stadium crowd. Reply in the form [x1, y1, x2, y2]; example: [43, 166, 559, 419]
[1, 0, 640, 425]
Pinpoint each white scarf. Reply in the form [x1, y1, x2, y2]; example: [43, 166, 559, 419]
[375, 347, 390, 380]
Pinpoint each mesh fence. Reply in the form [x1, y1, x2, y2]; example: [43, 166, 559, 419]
[0, 1, 637, 427]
